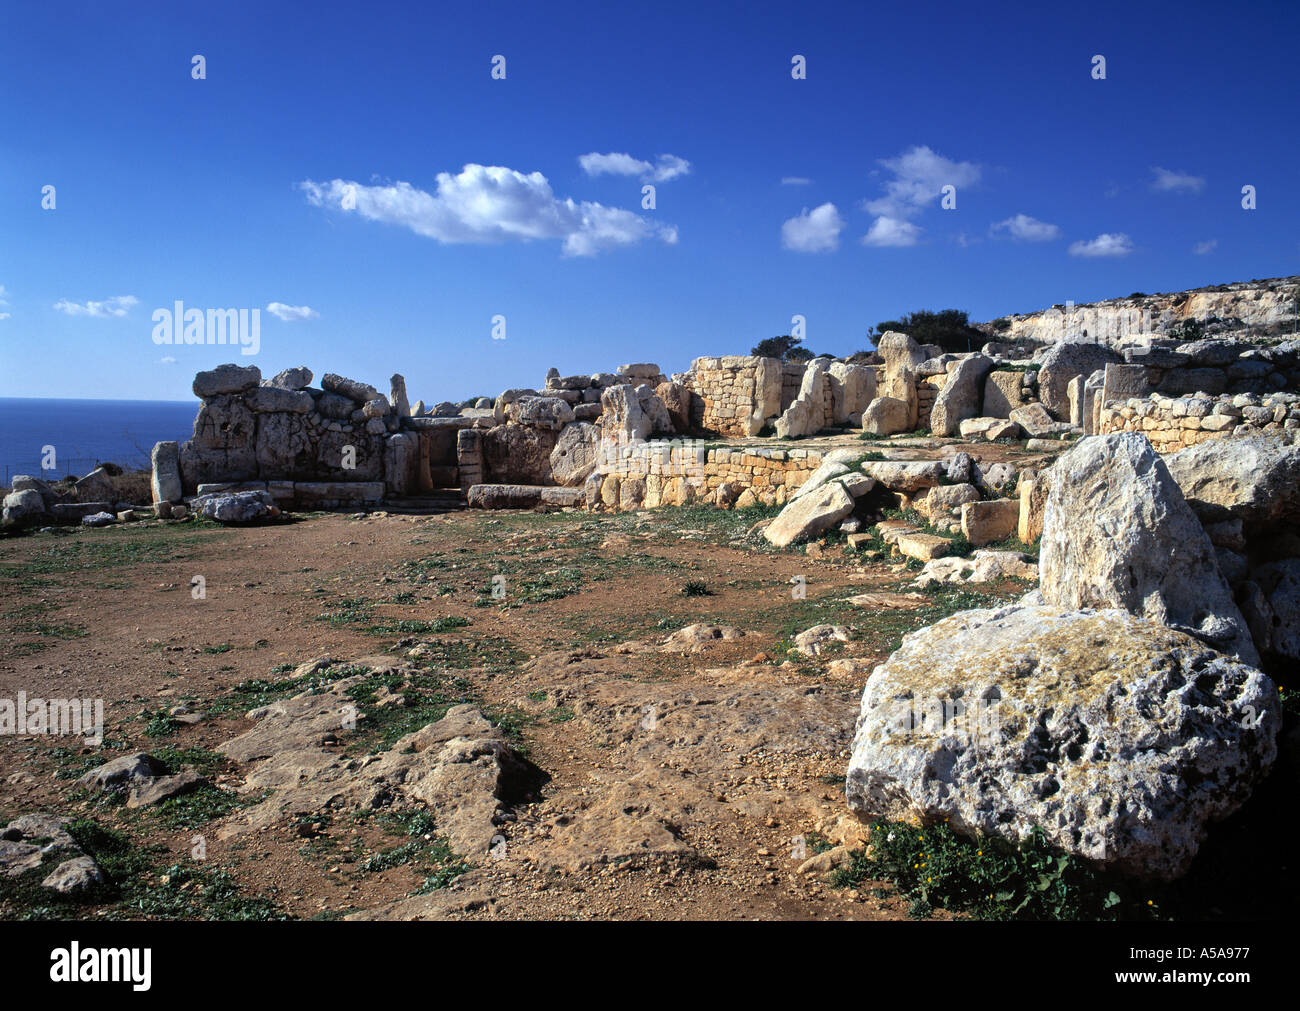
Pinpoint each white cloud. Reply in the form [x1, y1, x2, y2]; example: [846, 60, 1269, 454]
[302, 164, 676, 257]
[52, 295, 138, 318]
[781, 202, 845, 253]
[781, 176, 812, 186]
[990, 213, 1062, 242]
[1192, 239, 1217, 255]
[1068, 233, 1134, 257]
[578, 152, 691, 183]
[861, 215, 922, 248]
[862, 145, 980, 219]
[1151, 167, 1205, 194]
[0, 284, 8, 321]
[266, 302, 319, 322]
[160, 355, 177, 364]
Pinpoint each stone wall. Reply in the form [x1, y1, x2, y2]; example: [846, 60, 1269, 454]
[1097, 391, 1300, 452]
[588, 439, 824, 511]
[159, 364, 491, 509]
[682, 356, 782, 438]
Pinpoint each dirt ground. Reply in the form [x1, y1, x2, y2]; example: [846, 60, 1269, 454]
[0, 440, 1044, 921]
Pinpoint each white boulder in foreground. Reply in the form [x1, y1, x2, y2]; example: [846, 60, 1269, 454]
[846, 603, 1279, 880]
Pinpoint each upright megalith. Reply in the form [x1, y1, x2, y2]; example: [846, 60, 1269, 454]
[877, 331, 925, 429]
[150, 441, 182, 504]
[390, 374, 411, 418]
[929, 354, 993, 437]
[1039, 432, 1260, 665]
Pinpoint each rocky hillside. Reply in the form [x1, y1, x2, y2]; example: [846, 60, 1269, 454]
[982, 276, 1300, 347]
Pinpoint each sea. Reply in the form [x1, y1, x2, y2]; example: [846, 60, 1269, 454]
[0, 397, 199, 486]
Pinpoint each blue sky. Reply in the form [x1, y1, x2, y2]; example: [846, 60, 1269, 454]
[1, 0, 1297, 404]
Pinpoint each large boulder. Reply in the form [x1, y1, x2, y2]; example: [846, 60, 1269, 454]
[1, 489, 47, 529]
[193, 489, 278, 524]
[1037, 342, 1121, 419]
[982, 370, 1030, 418]
[655, 381, 691, 433]
[321, 373, 382, 404]
[492, 388, 539, 425]
[511, 396, 574, 431]
[846, 603, 1279, 880]
[636, 387, 674, 436]
[599, 385, 652, 442]
[549, 422, 601, 487]
[829, 363, 878, 425]
[878, 332, 925, 428]
[180, 394, 258, 485]
[193, 363, 261, 398]
[262, 366, 313, 391]
[481, 425, 558, 485]
[1040, 433, 1259, 665]
[861, 396, 910, 436]
[929, 354, 993, 437]
[1164, 434, 1300, 531]
[763, 481, 855, 547]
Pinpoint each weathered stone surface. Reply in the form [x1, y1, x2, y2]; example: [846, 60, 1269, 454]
[1244, 559, 1300, 664]
[895, 532, 951, 562]
[1164, 434, 1300, 529]
[829, 362, 878, 424]
[193, 363, 261, 398]
[861, 396, 910, 436]
[983, 370, 1029, 418]
[181, 394, 258, 485]
[793, 624, 851, 657]
[493, 388, 539, 425]
[293, 482, 384, 506]
[126, 769, 208, 808]
[878, 332, 926, 428]
[960, 498, 1019, 546]
[1037, 342, 1121, 418]
[81, 511, 115, 527]
[246, 386, 313, 413]
[636, 388, 674, 436]
[1040, 432, 1259, 665]
[77, 753, 168, 792]
[923, 482, 980, 517]
[42, 856, 106, 895]
[482, 425, 558, 485]
[512, 396, 575, 431]
[150, 440, 182, 504]
[194, 489, 278, 524]
[2, 488, 47, 528]
[599, 385, 652, 442]
[655, 381, 692, 433]
[1009, 403, 1059, 438]
[467, 484, 545, 509]
[549, 423, 601, 487]
[316, 391, 355, 420]
[1018, 468, 1049, 543]
[659, 624, 746, 652]
[764, 481, 855, 547]
[913, 549, 1038, 587]
[930, 355, 993, 436]
[861, 460, 946, 492]
[219, 689, 541, 860]
[383, 432, 419, 496]
[74, 466, 116, 501]
[846, 604, 1280, 880]
[263, 366, 313, 390]
[321, 373, 382, 404]
[390, 374, 411, 417]
[775, 359, 831, 438]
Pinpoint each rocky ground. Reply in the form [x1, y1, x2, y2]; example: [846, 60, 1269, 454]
[0, 469, 1034, 921]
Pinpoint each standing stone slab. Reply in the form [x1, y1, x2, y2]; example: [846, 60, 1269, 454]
[1040, 432, 1260, 665]
[151, 441, 182, 504]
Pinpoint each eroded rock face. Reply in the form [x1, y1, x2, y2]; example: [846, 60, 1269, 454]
[1040, 432, 1259, 665]
[218, 686, 542, 860]
[1164, 433, 1300, 530]
[846, 604, 1280, 880]
[193, 489, 278, 524]
[193, 363, 261, 398]
[549, 422, 601, 487]
[482, 424, 558, 485]
[599, 385, 652, 442]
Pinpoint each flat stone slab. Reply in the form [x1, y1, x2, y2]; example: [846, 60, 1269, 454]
[293, 482, 385, 505]
[896, 532, 952, 561]
[467, 484, 546, 509]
